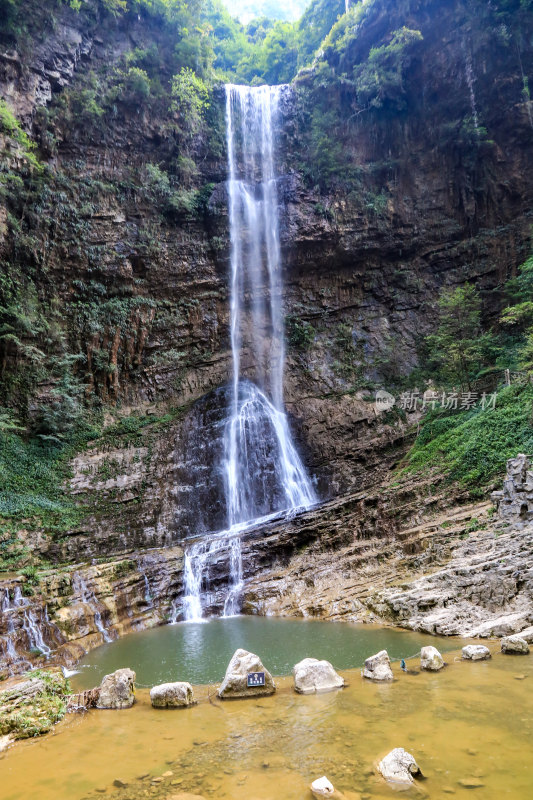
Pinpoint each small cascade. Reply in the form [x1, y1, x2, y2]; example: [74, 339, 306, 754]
[223, 535, 243, 617]
[23, 608, 51, 657]
[1, 585, 52, 666]
[72, 572, 113, 643]
[1, 587, 10, 612]
[463, 46, 480, 135]
[137, 556, 155, 608]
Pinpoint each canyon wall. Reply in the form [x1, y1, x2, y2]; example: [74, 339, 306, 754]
[1, 0, 533, 671]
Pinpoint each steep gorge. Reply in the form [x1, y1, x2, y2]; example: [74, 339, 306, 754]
[1, 0, 533, 672]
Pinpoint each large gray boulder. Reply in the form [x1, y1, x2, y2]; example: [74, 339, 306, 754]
[501, 635, 530, 654]
[293, 658, 344, 694]
[150, 682, 196, 708]
[420, 645, 444, 671]
[97, 668, 136, 709]
[462, 644, 491, 661]
[217, 649, 275, 699]
[362, 650, 393, 681]
[378, 748, 421, 786]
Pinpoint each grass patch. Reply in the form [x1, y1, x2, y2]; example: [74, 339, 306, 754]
[0, 670, 69, 740]
[400, 384, 533, 489]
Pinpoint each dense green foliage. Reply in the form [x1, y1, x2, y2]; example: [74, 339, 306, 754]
[425, 285, 496, 390]
[402, 384, 533, 490]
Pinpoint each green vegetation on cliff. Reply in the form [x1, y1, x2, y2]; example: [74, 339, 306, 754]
[403, 383, 533, 491]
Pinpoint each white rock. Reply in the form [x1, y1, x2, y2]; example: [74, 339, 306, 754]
[97, 668, 136, 709]
[378, 747, 421, 786]
[362, 649, 393, 681]
[293, 658, 344, 694]
[217, 648, 275, 699]
[516, 625, 533, 643]
[501, 635, 530, 654]
[150, 682, 196, 708]
[462, 644, 491, 661]
[420, 645, 444, 671]
[311, 776, 335, 797]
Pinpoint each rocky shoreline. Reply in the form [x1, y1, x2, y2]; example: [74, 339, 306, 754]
[1, 456, 532, 684]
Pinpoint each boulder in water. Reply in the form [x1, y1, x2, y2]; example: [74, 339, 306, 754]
[150, 682, 196, 708]
[378, 748, 421, 786]
[501, 635, 530, 654]
[217, 648, 275, 699]
[293, 658, 344, 694]
[362, 650, 393, 681]
[462, 644, 491, 661]
[420, 645, 444, 671]
[311, 776, 335, 797]
[96, 668, 136, 709]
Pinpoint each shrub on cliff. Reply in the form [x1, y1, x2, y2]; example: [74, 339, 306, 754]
[425, 284, 497, 390]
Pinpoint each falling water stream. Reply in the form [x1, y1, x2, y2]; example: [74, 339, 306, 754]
[181, 85, 316, 621]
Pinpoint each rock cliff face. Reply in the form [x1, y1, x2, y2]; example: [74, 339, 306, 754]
[1, 0, 533, 670]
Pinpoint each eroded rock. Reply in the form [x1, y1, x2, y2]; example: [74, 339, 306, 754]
[362, 650, 393, 681]
[97, 668, 136, 709]
[150, 682, 196, 708]
[378, 747, 421, 786]
[462, 645, 491, 661]
[420, 645, 444, 671]
[217, 649, 275, 699]
[293, 658, 344, 694]
[501, 635, 530, 655]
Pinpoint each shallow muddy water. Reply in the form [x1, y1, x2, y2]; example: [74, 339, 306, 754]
[73, 617, 464, 689]
[1, 625, 532, 800]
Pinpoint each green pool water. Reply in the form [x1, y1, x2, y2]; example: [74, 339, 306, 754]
[73, 615, 466, 689]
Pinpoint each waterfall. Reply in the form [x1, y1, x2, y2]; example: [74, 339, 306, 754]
[180, 85, 316, 623]
[224, 83, 316, 525]
[1, 586, 52, 665]
[23, 608, 51, 657]
[72, 572, 113, 643]
[463, 46, 480, 136]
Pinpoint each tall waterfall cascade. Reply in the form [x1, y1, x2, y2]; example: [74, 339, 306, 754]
[180, 84, 316, 622]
